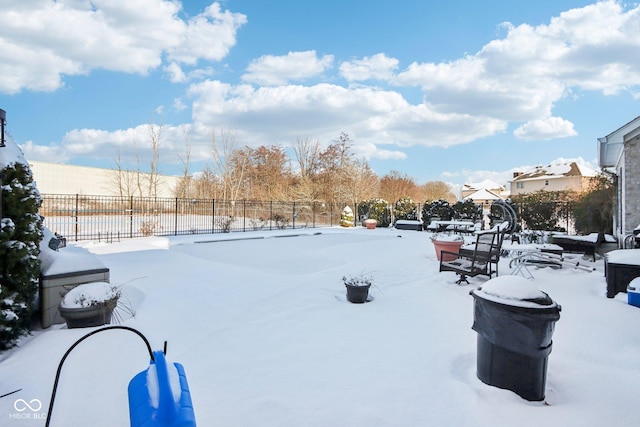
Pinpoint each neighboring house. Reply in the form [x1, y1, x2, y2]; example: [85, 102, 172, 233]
[598, 115, 640, 245]
[461, 181, 507, 229]
[509, 161, 596, 196]
[463, 188, 503, 207]
[461, 179, 508, 200]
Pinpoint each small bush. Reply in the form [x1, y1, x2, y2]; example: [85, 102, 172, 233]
[140, 221, 157, 236]
[271, 213, 289, 229]
[216, 215, 235, 232]
[340, 206, 355, 227]
[358, 198, 391, 227]
[394, 196, 418, 221]
[421, 199, 453, 222]
[452, 199, 482, 221]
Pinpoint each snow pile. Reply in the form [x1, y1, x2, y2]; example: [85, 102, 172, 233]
[39, 227, 107, 276]
[473, 275, 556, 308]
[146, 361, 183, 408]
[60, 282, 120, 308]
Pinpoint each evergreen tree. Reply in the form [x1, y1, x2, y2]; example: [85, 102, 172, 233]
[340, 205, 355, 227]
[394, 196, 418, 220]
[0, 161, 44, 350]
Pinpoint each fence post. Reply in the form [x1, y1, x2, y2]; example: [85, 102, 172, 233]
[243, 200, 246, 232]
[211, 199, 216, 234]
[292, 201, 296, 229]
[74, 194, 79, 241]
[129, 196, 133, 238]
[269, 201, 273, 231]
[174, 198, 178, 236]
[330, 203, 334, 227]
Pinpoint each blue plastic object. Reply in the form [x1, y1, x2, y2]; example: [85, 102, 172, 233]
[128, 350, 196, 427]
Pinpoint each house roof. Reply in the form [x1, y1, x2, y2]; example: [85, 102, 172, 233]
[463, 188, 501, 200]
[462, 179, 506, 191]
[598, 115, 640, 168]
[511, 161, 596, 182]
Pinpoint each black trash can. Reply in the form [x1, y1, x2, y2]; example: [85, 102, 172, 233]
[470, 276, 561, 401]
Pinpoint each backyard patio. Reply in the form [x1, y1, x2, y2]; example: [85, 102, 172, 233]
[0, 227, 638, 427]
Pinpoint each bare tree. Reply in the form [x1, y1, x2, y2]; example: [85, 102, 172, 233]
[175, 129, 193, 198]
[243, 145, 291, 201]
[379, 170, 419, 204]
[292, 137, 322, 202]
[421, 180, 456, 203]
[343, 158, 379, 207]
[317, 132, 356, 203]
[145, 122, 163, 198]
[109, 149, 137, 197]
[210, 129, 248, 207]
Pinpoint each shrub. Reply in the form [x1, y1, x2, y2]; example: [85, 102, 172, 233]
[394, 196, 418, 221]
[216, 215, 235, 232]
[451, 199, 482, 221]
[358, 198, 391, 227]
[512, 191, 574, 231]
[271, 213, 289, 229]
[421, 199, 453, 222]
[573, 172, 614, 234]
[140, 221, 157, 236]
[340, 206, 355, 227]
[0, 162, 44, 350]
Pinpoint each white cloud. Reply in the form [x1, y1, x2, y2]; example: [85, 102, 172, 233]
[164, 62, 188, 83]
[187, 80, 506, 151]
[393, 1, 640, 121]
[339, 53, 399, 81]
[241, 51, 334, 86]
[0, 1, 246, 94]
[173, 98, 187, 111]
[513, 116, 577, 140]
[166, 2, 247, 65]
[353, 141, 407, 161]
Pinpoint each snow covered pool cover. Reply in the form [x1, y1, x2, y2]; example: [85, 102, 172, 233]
[472, 276, 557, 308]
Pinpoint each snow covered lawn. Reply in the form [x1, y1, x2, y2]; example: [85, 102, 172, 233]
[1, 227, 639, 427]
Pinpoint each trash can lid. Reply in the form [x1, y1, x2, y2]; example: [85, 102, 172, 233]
[472, 276, 557, 308]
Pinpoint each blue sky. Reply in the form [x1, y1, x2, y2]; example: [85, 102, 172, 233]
[1, 0, 639, 192]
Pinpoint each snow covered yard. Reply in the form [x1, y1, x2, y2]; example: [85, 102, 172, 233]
[1, 227, 639, 427]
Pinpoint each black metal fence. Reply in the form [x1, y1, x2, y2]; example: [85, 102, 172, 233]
[40, 194, 348, 242]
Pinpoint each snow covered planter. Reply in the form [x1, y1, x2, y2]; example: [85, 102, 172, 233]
[364, 218, 377, 229]
[430, 233, 464, 261]
[59, 282, 121, 328]
[343, 274, 373, 303]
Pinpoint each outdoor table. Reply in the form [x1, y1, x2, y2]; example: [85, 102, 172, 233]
[428, 220, 475, 233]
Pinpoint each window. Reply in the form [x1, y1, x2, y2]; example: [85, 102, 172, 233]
[516, 182, 524, 189]
[544, 180, 549, 186]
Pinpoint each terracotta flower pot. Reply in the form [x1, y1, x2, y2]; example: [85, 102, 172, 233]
[364, 219, 377, 229]
[432, 240, 464, 261]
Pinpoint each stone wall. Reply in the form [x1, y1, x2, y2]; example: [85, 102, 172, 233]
[624, 136, 640, 232]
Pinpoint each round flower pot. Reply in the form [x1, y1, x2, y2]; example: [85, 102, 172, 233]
[59, 297, 118, 328]
[345, 284, 371, 303]
[432, 240, 464, 262]
[364, 219, 377, 229]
